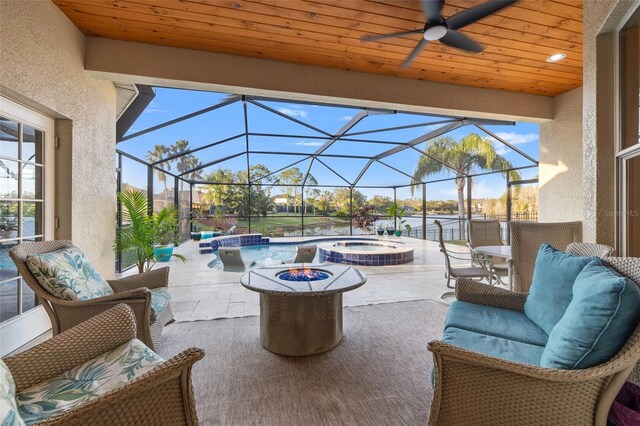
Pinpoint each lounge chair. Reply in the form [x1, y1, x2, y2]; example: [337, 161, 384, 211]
[282, 245, 317, 264]
[219, 247, 256, 272]
[226, 225, 237, 235]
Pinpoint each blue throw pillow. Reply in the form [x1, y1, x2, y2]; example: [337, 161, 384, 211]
[540, 259, 640, 369]
[524, 243, 596, 334]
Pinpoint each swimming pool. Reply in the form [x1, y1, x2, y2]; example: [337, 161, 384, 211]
[318, 240, 414, 266]
[208, 243, 320, 269]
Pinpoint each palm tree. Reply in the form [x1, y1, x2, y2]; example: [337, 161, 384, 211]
[204, 169, 233, 209]
[412, 133, 521, 223]
[147, 144, 170, 205]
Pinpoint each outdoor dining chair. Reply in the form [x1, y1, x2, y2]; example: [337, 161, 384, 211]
[467, 219, 510, 285]
[435, 220, 491, 301]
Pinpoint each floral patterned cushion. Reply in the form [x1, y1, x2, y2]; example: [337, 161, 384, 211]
[0, 360, 25, 426]
[26, 247, 113, 301]
[150, 288, 170, 325]
[16, 339, 163, 425]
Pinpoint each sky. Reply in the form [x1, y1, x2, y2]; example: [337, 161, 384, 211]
[119, 87, 539, 201]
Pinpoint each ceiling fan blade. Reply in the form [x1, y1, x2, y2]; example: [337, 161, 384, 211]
[440, 30, 483, 52]
[420, 0, 444, 21]
[446, 0, 518, 30]
[401, 38, 429, 68]
[361, 30, 423, 42]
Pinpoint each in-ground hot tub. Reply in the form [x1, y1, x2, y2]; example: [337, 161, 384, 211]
[318, 240, 414, 266]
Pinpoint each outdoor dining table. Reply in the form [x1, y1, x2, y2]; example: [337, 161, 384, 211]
[473, 245, 512, 289]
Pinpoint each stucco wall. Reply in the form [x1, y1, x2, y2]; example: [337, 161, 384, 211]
[539, 88, 583, 222]
[0, 0, 116, 276]
[582, 0, 638, 245]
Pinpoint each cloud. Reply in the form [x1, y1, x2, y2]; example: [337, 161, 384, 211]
[494, 145, 511, 156]
[339, 115, 354, 121]
[291, 141, 324, 146]
[143, 101, 166, 114]
[472, 180, 501, 197]
[277, 107, 308, 118]
[143, 108, 166, 114]
[494, 132, 538, 145]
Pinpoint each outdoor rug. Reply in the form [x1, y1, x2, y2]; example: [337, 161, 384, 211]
[158, 299, 448, 426]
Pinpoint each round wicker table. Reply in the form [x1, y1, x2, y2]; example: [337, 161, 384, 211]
[240, 263, 366, 356]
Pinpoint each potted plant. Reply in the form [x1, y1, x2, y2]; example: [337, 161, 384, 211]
[153, 205, 181, 262]
[387, 202, 412, 236]
[385, 203, 399, 235]
[190, 208, 202, 240]
[115, 190, 186, 273]
[395, 206, 411, 237]
[376, 224, 385, 236]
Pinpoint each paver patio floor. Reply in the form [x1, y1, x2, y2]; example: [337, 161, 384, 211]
[122, 236, 470, 322]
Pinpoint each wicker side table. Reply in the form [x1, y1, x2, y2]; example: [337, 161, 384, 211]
[241, 264, 366, 356]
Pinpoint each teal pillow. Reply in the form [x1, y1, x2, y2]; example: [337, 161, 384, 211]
[524, 243, 596, 334]
[540, 259, 640, 369]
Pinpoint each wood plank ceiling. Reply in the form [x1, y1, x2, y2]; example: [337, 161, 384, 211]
[53, 0, 583, 96]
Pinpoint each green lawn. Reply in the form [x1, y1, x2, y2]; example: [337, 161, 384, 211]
[237, 215, 348, 234]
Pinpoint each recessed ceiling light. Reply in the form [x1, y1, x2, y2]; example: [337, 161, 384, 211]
[546, 53, 567, 63]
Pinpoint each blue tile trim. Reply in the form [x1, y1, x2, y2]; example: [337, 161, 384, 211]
[318, 246, 413, 266]
[206, 234, 378, 253]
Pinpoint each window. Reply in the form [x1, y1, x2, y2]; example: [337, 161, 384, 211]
[620, 8, 640, 150]
[618, 7, 640, 256]
[0, 113, 46, 322]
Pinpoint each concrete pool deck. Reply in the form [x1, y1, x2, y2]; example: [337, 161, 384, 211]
[120, 236, 474, 322]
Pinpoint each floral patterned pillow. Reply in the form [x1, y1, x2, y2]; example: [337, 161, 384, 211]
[16, 339, 163, 424]
[0, 359, 25, 426]
[26, 247, 113, 301]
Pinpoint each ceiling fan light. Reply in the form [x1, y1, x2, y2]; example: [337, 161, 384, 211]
[546, 53, 567, 62]
[423, 25, 448, 41]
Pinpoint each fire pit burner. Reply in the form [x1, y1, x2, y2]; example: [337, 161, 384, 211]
[278, 268, 331, 282]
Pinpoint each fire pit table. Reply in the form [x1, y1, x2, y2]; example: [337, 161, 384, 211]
[240, 263, 366, 356]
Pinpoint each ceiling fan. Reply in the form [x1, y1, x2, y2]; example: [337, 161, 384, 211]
[361, 0, 517, 68]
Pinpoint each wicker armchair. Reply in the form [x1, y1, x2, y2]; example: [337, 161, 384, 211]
[567, 242, 615, 258]
[9, 240, 173, 350]
[509, 221, 582, 292]
[428, 256, 640, 426]
[2, 304, 204, 425]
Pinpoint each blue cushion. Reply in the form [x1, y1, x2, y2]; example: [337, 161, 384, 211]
[442, 327, 544, 366]
[445, 301, 548, 346]
[540, 259, 640, 369]
[524, 243, 596, 334]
